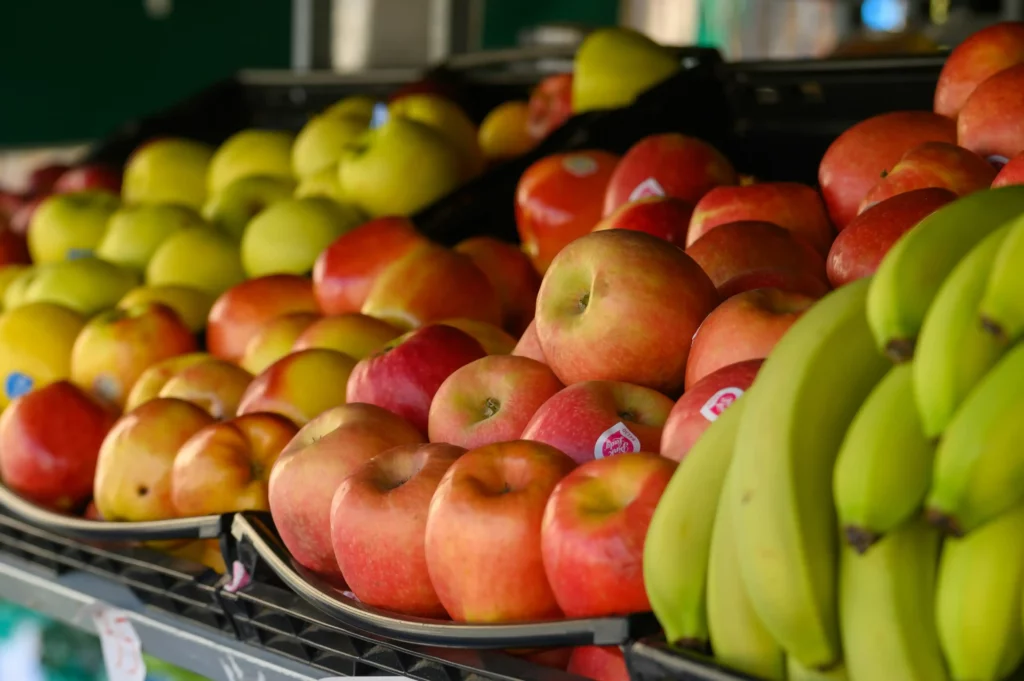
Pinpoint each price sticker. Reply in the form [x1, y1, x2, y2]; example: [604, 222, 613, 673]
[92, 607, 146, 681]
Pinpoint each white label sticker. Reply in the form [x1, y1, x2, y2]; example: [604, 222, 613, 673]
[594, 422, 642, 459]
[93, 608, 146, 681]
[699, 387, 745, 422]
[628, 177, 666, 202]
[562, 154, 599, 177]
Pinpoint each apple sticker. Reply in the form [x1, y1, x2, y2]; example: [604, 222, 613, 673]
[594, 421, 642, 459]
[4, 372, 32, 401]
[699, 387, 745, 422]
[562, 154, 599, 177]
[628, 177, 666, 202]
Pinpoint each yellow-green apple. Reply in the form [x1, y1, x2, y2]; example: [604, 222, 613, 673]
[515, 151, 620, 274]
[819, 111, 956, 230]
[478, 100, 535, 162]
[94, 398, 216, 522]
[207, 129, 294, 194]
[520, 380, 673, 464]
[2, 266, 36, 310]
[454, 236, 540, 336]
[268, 403, 424, 577]
[424, 440, 576, 622]
[146, 228, 245, 296]
[536, 230, 718, 395]
[661, 359, 761, 463]
[859, 141, 996, 212]
[593, 196, 694, 246]
[118, 284, 214, 334]
[361, 244, 502, 329]
[602, 133, 735, 216]
[171, 412, 298, 516]
[313, 216, 426, 314]
[201, 175, 296, 241]
[567, 647, 630, 681]
[438, 318, 516, 355]
[572, 27, 679, 113]
[541, 452, 675, 616]
[97, 204, 207, 272]
[122, 138, 214, 209]
[292, 313, 399, 358]
[0, 264, 30, 307]
[207, 275, 319, 362]
[70, 302, 197, 408]
[685, 221, 829, 299]
[237, 349, 355, 426]
[512, 320, 546, 363]
[389, 93, 485, 180]
[240, 312, 320, 375]
[685, 287, 817, 389]
[124, 352, 212, 411]
[28, 191, 120, 263]
[0, 381, 117, 511]
[428, 355, 563, 449]
[337, 116, 464, 218]
[53, 164, 121, 195]
[958, 63, 1024, 162]
[158, 358, 253, 420]
[241, 197, 363, 277]
[292, 113, 370, 179]
[294, 165, 345, 202]
[993, 152, 1024, 187]
[934, 22, 1024, 119]
[0, 302, 85, 410]
[827, 187, 956, 288]
[324, 95, 378, 120]
[346, 324, 487, 434]
[527, 74, 573, 141]
[330, 442, 464, 616]
[20, 258, 140, 316]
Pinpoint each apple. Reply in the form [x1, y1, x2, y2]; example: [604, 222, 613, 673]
[428, 355, 564, 449]
[28, 191, 120, 264]
[521, 380, 674, 464]
[28, 164, 70, 195]
[9, 195, 45, 237]
[346, 324, 487, 435]
[934, 21, 1024, 119]
[603, 133, 736, 216]
[52, 164, 121, 195]
[0, 226, 30, 267]
[295, 165, 345, 202]
[541, 452, 676, 616]
[202, 175, 296, 241]
[686, 288, 817, 389]
[323, 95, 378, 120]
[171, 412, 298, 516]
[567, 647, 630, 681]
[269, 403, 424, 577]
[93, 398, 216, 522]
[827, 187, 957, 288]
[361, 243, 502, 329]
[859, 141, 996, 212]
[515, 151, 620, 273]
[527, 74, 573, 141]
[389, 93, 485, 180]
[958, 63, 1024, 163]
[241, 197, 364, 278]
[536, 230, 718, 396]
[146, 228, 245, 296]
[687, 182, 833, 255]
[237, 349, 356, 426]
[513, 320, 546, 363]
[122, 137, 214, 210]
[124, 352, 212, 411]
[96, 203, 207, 272]
[292, 113, 370, 179]
[0, 302, 86, 410]
[0, 264, 30, 306]
[478, 100, 535, 162]
[0, 381, 117, 511]
[19, 258, 140, 316]
[292, 313, 399, 359]
[572, 27, 679, 113]
[454, 236, 541, 336]
[0, 191, 24, 221]
[438, 318, 516, 355]
[330, 442, 465, 616]
[592, 196, 694, 246]
[818, 111, 957, 230]
[70, 302, 197, 408]
[661, 359, 762, 463]
[993, 152, 1024, 187]
[118, 285, 214, 334]
[239, 312, 320, 375]
[207, 129, 294, 194]
[158, 358, 253, 420]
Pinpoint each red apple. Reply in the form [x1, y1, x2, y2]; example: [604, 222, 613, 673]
[934, 21, 1024, 119]
[661, 359, 762, 463]
[592, 196, 694, 245]
[0, 191, 24, 221]
[454, 236, 541, 336]
[428, 355, 564, 449]
[827, 187, 957, 288]
[602, 133, 736, 217]
[515, 151, 620, 274]
[330, 442, 464, 617]
[521, 380, 674, 464]
[536, 230, 718, 395]
[9, 195, 45, 237]
[346, 324, 487, 435]
[0, 381, 117, 511]
[712, 269, 831, 300]
[958, 63, 1024, 163]
[527, 74, 574, 141]
[0, 225, 30, 266]
[819, 111, 957, 230]
[685, 288, 817, 389]
[512, 320, 546, 363]
[268, 403, 425, 577]
[993, 152, 1024, 187]
[687, 182, 833, 255]
[568, 647, 630, 681]
[28, 164, 70, 195]
[424, 440, 576, 622]
[53, 164, 122, 196]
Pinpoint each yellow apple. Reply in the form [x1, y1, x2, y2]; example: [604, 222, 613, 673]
[96, 203, 207, 272]
[292, 114, 369, 179]
[201, 175, 296, 241]
[389, 94, 485, 180]
[0, 265, 31, 311]
[292, 312, 399, 358]
[122, 138, 214, 210]
[572, 27, 679, 113]
[20, 258, 140, 316]
[0, 302, 86, 409]
[207, 130, 294, 194]
[118, 284, 213, 334]
[324, 95, 377, 120]
[124, 352, 212, 411]
[294, 165, 345, 202]
[146, 228, 245, 296]
[28, 191, 120, 264]
[240, 311, 320, 375]
[478, 100, 535, 161]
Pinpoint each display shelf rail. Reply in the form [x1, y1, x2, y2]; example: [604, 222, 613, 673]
[625, 639, 754, 681]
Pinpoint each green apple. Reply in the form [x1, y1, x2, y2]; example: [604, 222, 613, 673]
[241, 197, 363, 277]
[28, 191, 120, 264]
[122, 138, 214, 210]
[292, 114, 369, 179]
[3, 267, 36, 311]
[323, 95, 377, 120]
[572, 27, 679, 113]
[337, 117, 463, 217]
[20, 258, 140, 316]
[118, 284, 213, 333]
[96, 204, 207, 272]
[295, 165, 345, 202]
[146, 228, 245, 296]
[207, 129, 294, 194]
[389, 93, 485, 180]
[202, 175, 296, 241]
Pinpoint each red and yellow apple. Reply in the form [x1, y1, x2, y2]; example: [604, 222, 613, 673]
[512, 320, 546, 363]
[859, 141, 995, 212]
[158, 358, 253, 420]
[239, 312, 321, 375]
[291, 313, 399, 358]
[454, 236, 540, 336]
[237, 349, 356, 426]
[934, 21, 1024, 119]
[993, 152, 1024, 187]
[124, 352, 212, 412]
[567, 647, 630, 681]
[958, 63, 1024, 162]
[438, 318, 517, 355]
[592, 196, 694, 246]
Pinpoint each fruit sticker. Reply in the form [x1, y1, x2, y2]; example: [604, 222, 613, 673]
[92, 607, 146, 681]
[562, 154, 599, 177]
[628, 177, 666, 202]
[699, 387, 744, 422]
[66, 248, 94, 260]
[4, 372, 32, 401]
[594, 422, 642, 459]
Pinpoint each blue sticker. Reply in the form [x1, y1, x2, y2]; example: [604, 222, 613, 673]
[369, 102, 390, 129]
[4, 373, 33, 400]
[66, 248, 94, 261]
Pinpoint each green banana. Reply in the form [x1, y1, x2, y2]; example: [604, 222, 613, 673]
[936, 504, 1024, 681]
[912, 224, 1013, 439]
[643, 397, 746, 649]
[839, 518, 946, 681]
[833, 363, 934, 552]
[926, 341, 1024, 536]
[867, 186, 1024, 361]
[731, 278, 890, 669]
[980, 213, 1024, 342]
[707, 463, 785, 681]
[788, 658, 849, 681]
